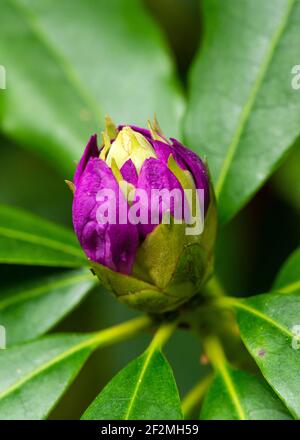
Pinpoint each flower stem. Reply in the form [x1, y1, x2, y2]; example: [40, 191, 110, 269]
[203, 334, 228, 371]
[203, 335, 246, 420]
[203, 276, 227, 298]
[148, 319, 178, 352]
[181, 374, 213, 419]
[88, 315, 153, 351]
[212, 295, 240, 309]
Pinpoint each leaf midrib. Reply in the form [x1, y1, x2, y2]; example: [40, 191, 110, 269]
[0, 225, 85, 259]
[9, 0, 102, 122]
[218, 365, 246, 420]
[276, 280, 300, 294]
[0, 271, 94, 310]
[0, 317, 150, 403]
[215, 0, 296, 198]
[233, 300, 293, 338]
[0, 336, 93, 401]
[124, 346, 157, 420]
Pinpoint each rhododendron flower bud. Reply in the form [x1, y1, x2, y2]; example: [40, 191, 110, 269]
[70, 117, 217, 313]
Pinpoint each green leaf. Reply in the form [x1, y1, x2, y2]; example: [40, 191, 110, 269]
[82, 349, 183, 420]
[273, 247, 300, 293]
[0, 204, 87, 267]
[0, 0, 184, 175]
[0, 315, 150, 420]
[230, 291, 300, 418]
[0, 334, 93, 419]
[201, 366, 292, 420]
[0, 268, 96, 345]
[185, 0, 300, 224]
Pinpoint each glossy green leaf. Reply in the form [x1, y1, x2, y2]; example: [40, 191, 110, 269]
[0, 316, 152, 419]
[0, 334, 93, 419]
[201, 366, 292, 420]
[0, 268, 96, 345]
[0, 204, 87, 267]
[232, 291, 300, 418]
[185, 0, 300, 223]
[273, 247, 300, 292]
[0, 0, 184, 175]
[82, 349, 183, 420]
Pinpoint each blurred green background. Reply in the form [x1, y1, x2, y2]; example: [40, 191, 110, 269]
[0, 0, 299, 419]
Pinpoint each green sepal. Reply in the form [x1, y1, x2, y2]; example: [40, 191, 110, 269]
[166, 243, 206, 297]
[104, 115, 117, 139]
[90, 260, 184, 313]
[89, 172, 217, 314]
[132, 220, 186, 288]
[192, 178, 218, 285]
[90, 260, 157, 297]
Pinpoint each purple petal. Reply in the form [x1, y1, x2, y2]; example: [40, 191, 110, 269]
[152, 140, 186, 169]
[170, 138, 210, 210]
[135, 158, 186, 241]
[74, 135, 99, 186]
[73, 157, 138, 274]
[120, 159, 138, 186]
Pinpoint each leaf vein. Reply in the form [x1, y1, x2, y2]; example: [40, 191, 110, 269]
[9, 0, 102, 122]
[0, 226, 85, 259]
[0, 272, 94, 310]
[215, 0, 296, 197]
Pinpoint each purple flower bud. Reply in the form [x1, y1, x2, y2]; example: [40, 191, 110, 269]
[71, 118, 216, 313]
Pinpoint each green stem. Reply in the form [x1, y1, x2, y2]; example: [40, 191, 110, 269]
[148, 319, 178, 352]
[204, 334, 227, 371]
[0, 316, 153, 402]
[203, 276, 227, 298]
[203, 335, 246, 420]
[181, 374, 213, 419]
[213, 295, 250, 312]
[213, 295, 238, 308]
[122, 320, 178, 420]
[87, 315, 153, 351]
